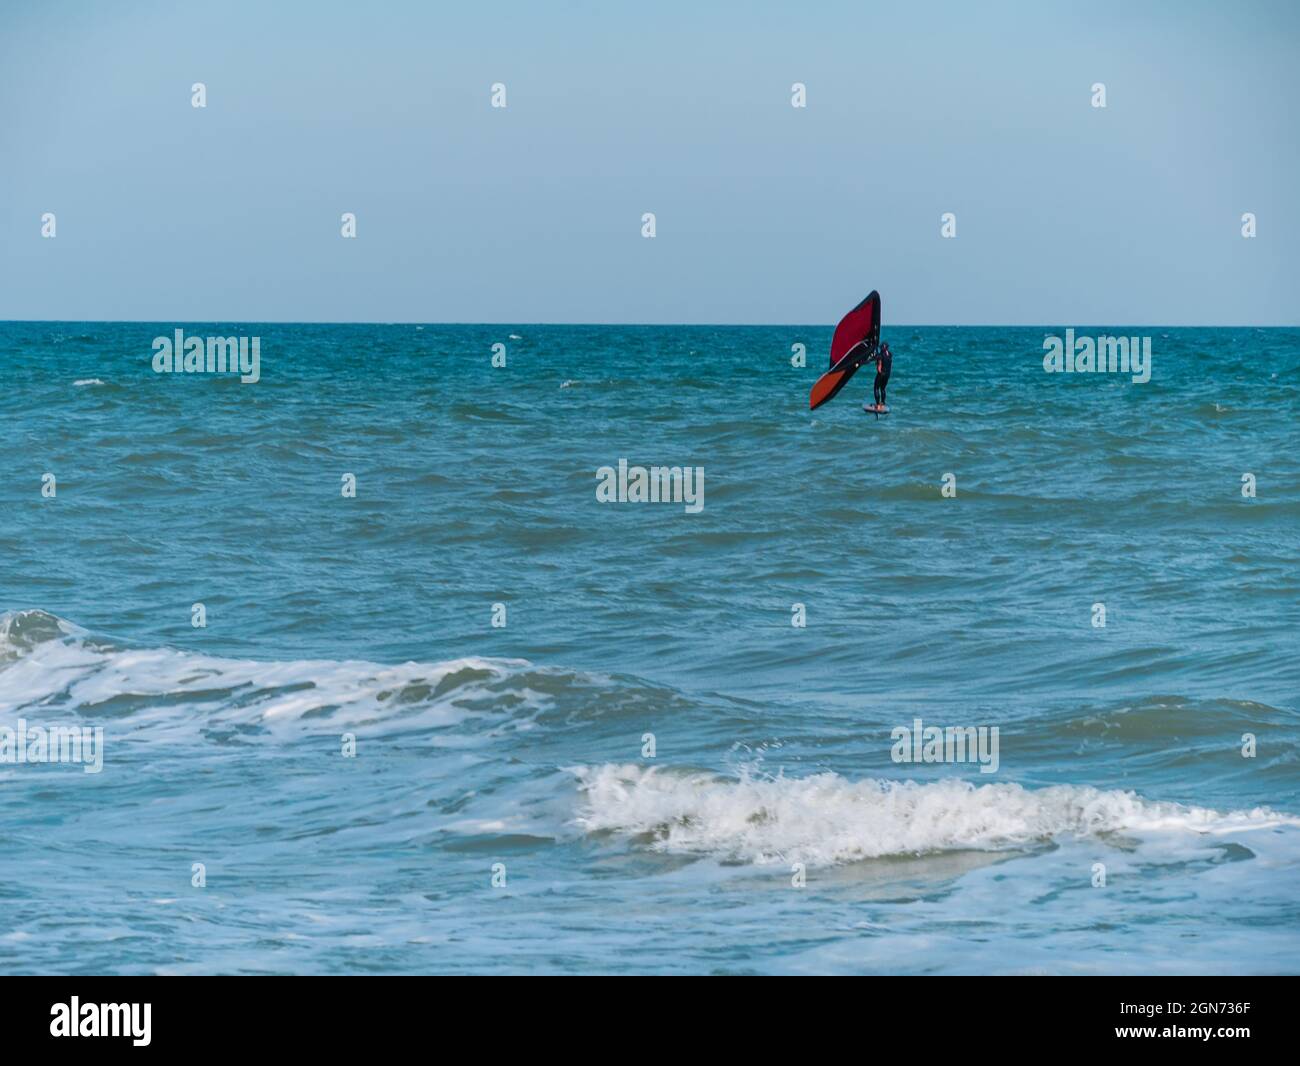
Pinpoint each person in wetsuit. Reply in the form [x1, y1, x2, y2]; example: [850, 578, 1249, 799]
[871, 341, 892, 409]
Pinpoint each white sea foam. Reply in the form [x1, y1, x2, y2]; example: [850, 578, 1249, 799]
[572, 763, 1300, 866]
[73, 378, 105, 386]
[0, 610, 537, 739]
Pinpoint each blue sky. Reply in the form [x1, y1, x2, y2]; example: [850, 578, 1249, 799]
[1, 0, 1296, 323]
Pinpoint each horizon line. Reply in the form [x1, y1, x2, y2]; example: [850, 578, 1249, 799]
[3, 319, 1297, 329]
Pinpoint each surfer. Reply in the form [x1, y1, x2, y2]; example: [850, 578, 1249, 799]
[870, 341, 892, 410]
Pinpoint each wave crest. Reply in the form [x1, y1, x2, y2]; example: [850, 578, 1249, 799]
[0, 610, 542, 737]
[0, 609, 80, 661]
[573, 764, 1298, 866]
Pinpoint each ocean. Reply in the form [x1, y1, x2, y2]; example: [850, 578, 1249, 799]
[1, 321, 1297, 975]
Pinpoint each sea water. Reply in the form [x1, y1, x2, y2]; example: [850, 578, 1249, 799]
[1, 322, 1297, 974]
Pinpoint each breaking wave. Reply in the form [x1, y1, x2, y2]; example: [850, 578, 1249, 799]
[0, 609, 560, 739]
[573, 763, 1300, 866]
[6, 610, 1298, 875]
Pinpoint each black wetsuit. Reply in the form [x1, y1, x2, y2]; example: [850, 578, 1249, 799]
[873, 347, 892, 406]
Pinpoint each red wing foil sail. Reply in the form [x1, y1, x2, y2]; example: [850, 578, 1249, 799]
[809, 290, 881, 410]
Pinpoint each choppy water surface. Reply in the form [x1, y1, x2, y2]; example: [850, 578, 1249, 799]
[1, 323, 1297, 973]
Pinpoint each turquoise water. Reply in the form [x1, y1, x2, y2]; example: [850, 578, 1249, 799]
[1, 322, 1298, 974]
